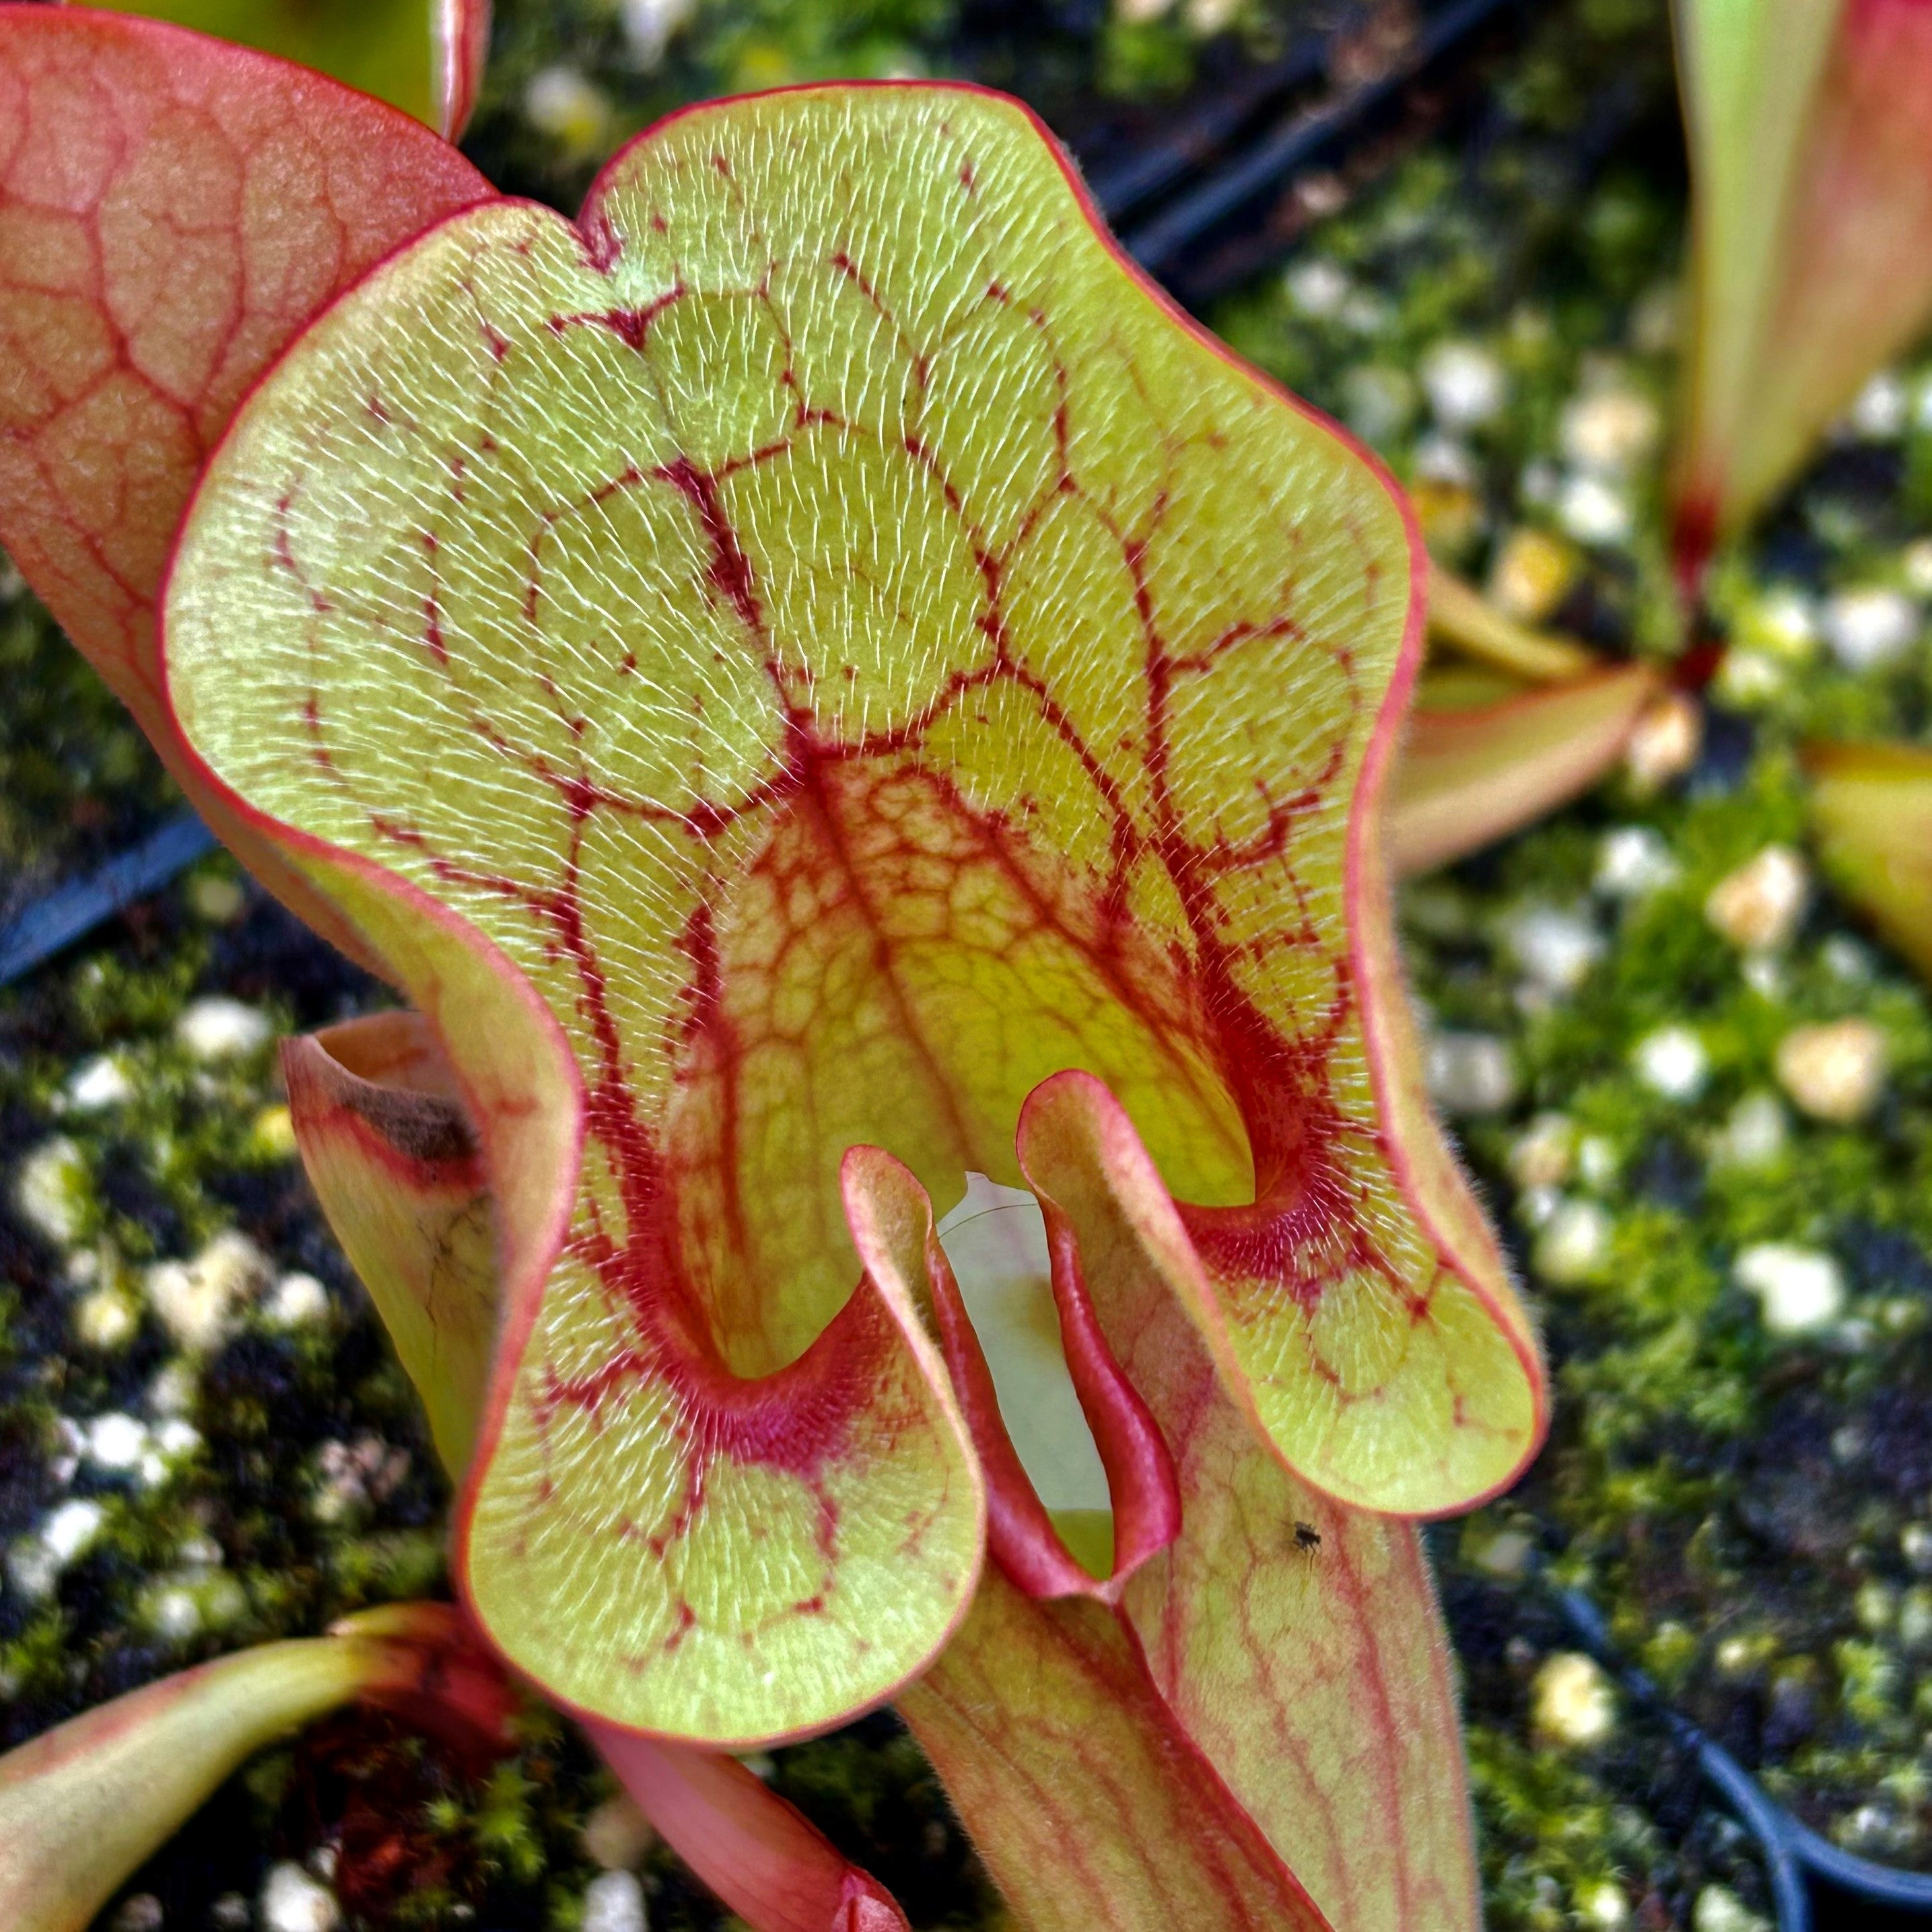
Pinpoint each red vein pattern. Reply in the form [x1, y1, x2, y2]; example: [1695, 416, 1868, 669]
[0, 5, 489, 963]
[162, 84, 1538, 1739]
[899, 1567, 1334, 1932]
[1021, 1071, 1480, 1932]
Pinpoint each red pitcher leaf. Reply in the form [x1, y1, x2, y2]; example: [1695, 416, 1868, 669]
[1721, 0, 1932, 534]
[66, 0, 493, 139]
[432, 0, 490, 140]
[1805, 739, 1932, 981]
[589, 1721, 911, 1932]
[0, 5, 489, 964]
[0, 1604, 511, 1932]
[1389, 662, 1661, 877]
[160, 82, 1529, 1731]
[899, 1567, 1333, 1932]
[844, 1146, 1176, 1603]
[283, 1010, 496, 1478]
[327, 1601, 524, 1764]
[1016, 1071, 1484, 1932]
[1672, 0, 1932, 570]
[1670, 0, 1840, 576]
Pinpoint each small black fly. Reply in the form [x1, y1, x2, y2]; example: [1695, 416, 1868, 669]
[1293, 1521, 1322, 1552]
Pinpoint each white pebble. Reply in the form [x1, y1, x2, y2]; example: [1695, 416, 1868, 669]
[582, 1792, 656, 1871]
[1556, 474, 1634, 546]
[1694, 1885, 1769, 1932]
[1503, 905, 1603, 996]
[1745, 586, 1820, 659]
[43, 1496, 106, 1564]
[73, 1289, 139, 1352]
[1849, 370, 1908, 440]
[1284, 257, 1352, 319]
[176, 997, 271, 1063]
[580, 1870, 648, 1932]
[1577, 1136, 1619, 1189]
[1735, 1243, 1846, 1336]
[84, 1412, 149, 1472]
[1824, 587, 1918, 670]
[1471, 1528, 1536, 1579]
[1822, 935, 1874, 982]
[1536, 1199, 1612, 1286]
[188, 873, 246, 924]
[49, 1417, 82, 1486]
[12, 1138, 88, 1245]
[10, 1497, 107, 1599]
[1578, 1879, 1630, 1929]
[1421, 340, 1507, 429]
[1518, 458, 1561, 506]
[1710, 1091, 1788, 1169]
[620, 0, 696, 65]
[1412, 432, 1478, 487]
[1532, 1651, 1617, 1746]
[311, 1436, 411, 1525]
[1632, 1025, 1709, 1101]
[1712, 649, 1783, 707]
[1559, 386, 1659, 476]
[1517, 1184, 1561, 1229]
[1594, 827, 1679, 899]
[1426, 1032, 1517, 1117]
[148, 1362, 197, 1418]
[1510, 1113, 1575, 1190]
[145, 1231, 272, 1352]
[1624, 691, 1702, 792]
[1775, 1017, 1888, 1122]
[65, 1054, 134, 1112]
[1341, 365, 1416, 445]
[265, 1273, 331, 1328]
[1704, 845, 1809, 952]
[147, 1585, 204, 1643]
[524, 65, 608, 144]
[261, 1864, 340, 1932]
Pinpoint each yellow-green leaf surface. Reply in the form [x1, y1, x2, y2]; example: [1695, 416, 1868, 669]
[68, 0, 491, 137]
[163, 84, 1538, 1738]
[899, 1570, 1334, 1932]
[1426, 563, 1596, 684]
[1019, 1072, 1481, 1932]
[1805, 740, 1932, 981]
[283, 1010, 497, 1478]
